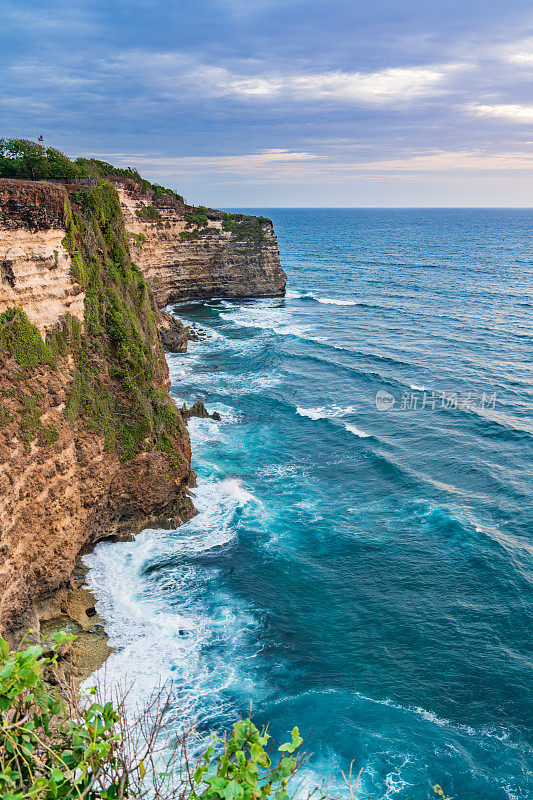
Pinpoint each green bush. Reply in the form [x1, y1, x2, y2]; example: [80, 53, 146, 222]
[184, 210, 208, 229]
[0, 637, 307, 800]
[222, 213, 269, 245]
[0, 139, 80, 180]
[38, 425, 59, 447]
[135, 205, 162, 222]
[151, 184, 184, 203]
[191, 720, 303, 800]
[74, 157, 143, 184]
[19, 394, 42, 451]
[128, 231, 146, 247]
[0, 633, 122, 800]
[0, 138, 185, 209]
[0, 309, 55, 371]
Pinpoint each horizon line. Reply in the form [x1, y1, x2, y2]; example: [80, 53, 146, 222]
[221, 205, 533, 210]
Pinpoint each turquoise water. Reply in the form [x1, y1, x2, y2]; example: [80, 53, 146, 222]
[85, 209, 533, 799]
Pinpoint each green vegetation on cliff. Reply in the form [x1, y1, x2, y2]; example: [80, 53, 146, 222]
[0, 139, 79, 182]
[0, 139, 184, 203]
[62, 181, 185, 463]
[0, 178, 186, 467]
[184, 208, 209, 228]
[135, 204, 162, 222]
[0, 140, 273, 253]
[222, 213, 270, 244]
[0, 308, 56, 371]
[0, 636, 306, 800]
[0, 138, 276, 461]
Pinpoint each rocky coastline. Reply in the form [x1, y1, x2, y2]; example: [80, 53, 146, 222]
[0, 167, 286, 647]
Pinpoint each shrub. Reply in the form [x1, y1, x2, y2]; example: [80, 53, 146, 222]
[152, 184, 183, 203]
[38, 424, 59, 446]
[0, 637, 308, 800]
[128, 231, 146, 247]
[75, 157, 143, 184]
[190, 720, 304, 800]
[0, 138, 80, 180]
[0, 633, 122, 800]
[184, 210, 208, 229]
[135, 205, 162, 222]
[0, 309, 55, 371]
[222, 213, 269, 245]
[19, 394, 42, 451]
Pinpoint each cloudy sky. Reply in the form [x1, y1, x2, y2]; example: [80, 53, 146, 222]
[2, 0, 532, 206]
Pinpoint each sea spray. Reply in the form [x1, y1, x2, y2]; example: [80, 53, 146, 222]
[85, 209, 533, 799]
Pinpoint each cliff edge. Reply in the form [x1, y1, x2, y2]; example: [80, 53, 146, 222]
[0, 179, 194, 641]
[115, 178, 286, 306]
[0, 142, 287, 641]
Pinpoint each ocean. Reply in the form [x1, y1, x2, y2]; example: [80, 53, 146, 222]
[84, 208, 533, 799]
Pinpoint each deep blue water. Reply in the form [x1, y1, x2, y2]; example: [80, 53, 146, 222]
[85, 209, 533, 799]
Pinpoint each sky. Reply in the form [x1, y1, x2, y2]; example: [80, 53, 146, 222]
[1, 0, 532, 207]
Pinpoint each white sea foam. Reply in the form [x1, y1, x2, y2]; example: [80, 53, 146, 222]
[296, 406, 370, 438]
[383, 757, 414, 798]
[352, 691, 504, 740]
[220, 301, 310, 339]
[286, 289, 361, 306]
[344, 423, 370, 438]
[296, 406, 329, 420]
[285, 289, 316, 300]
[210, 403, 242, 424]
[171, 355, 281, 396]
[82, 475, 263, 727]
[257, 464, 306, 479]
[188, 417, 223, 447]
[212, 477, 259, 506]
[296, 404, 358, 420]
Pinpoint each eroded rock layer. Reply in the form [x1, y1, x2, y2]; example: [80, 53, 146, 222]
[116, 180, 286, 305]
[0, 180, 85, 331]
[0, 179, 194, 641]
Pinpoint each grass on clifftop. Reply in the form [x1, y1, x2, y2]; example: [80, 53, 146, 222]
[222, 213, 270, 244]
[0, 138, 184, 202]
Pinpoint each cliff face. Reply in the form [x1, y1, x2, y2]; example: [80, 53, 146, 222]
[0, 181, 85, 331]
[0, 179, 194, 641]
[115, 180, 286, 306]
[0, 171, 287, 641]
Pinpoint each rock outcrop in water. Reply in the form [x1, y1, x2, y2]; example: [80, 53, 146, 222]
[158, 310, 191, 353]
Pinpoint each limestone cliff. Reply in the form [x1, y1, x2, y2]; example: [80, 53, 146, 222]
[0, 159, 287, 641]
[0, 179, 194, 641]
[115, 179, 286, 306]
[0, 181, 85, 331]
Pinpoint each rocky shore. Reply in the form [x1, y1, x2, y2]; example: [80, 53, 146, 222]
[0, 168, 286, 645]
